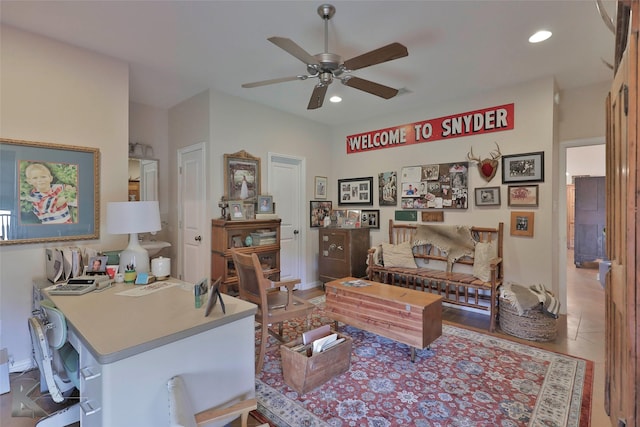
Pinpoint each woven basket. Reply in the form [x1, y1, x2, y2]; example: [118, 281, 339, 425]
[499, 297, 557, 342]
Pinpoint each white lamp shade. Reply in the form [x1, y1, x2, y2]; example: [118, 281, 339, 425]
[107, 201, 161, 235]
[107, 201, 161, 274]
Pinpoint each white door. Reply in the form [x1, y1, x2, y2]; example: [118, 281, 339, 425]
[268, 153, 306, 287]
[140, 159, 158, 201]
[178, 143, 207, 283]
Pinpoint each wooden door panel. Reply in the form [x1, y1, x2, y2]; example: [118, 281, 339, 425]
[605, 2, 638, 425]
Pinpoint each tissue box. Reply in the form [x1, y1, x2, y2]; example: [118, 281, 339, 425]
[280, 333, 352, 394]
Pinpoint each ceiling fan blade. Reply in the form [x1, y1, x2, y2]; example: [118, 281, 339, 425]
[343, 76, 399, 99]
[242, 75, 304, 88]
[343, 42, 408, 71]
[307, 85, 328, 110]
[268, 36, 320, 66]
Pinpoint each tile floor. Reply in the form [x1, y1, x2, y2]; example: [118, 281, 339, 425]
[1, 250, 607, 426]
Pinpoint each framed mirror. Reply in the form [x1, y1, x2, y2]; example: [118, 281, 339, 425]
[128, 158, 158, 202]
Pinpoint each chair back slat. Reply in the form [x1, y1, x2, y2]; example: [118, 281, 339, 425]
[231, 250, 267, 309]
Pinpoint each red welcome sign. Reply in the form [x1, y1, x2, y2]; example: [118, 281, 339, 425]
[346, 103, 514, 154]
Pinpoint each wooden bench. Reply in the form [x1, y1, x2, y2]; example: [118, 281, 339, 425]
[367, 220, 504, 332]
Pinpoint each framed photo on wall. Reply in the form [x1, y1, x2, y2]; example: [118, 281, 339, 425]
[510, 211, 535, 237]
[338, 177, 373, 206]
[474, 187, 501, 206]
[310, 200, 332, 228]
[361, 209, 380, 229]
[0, 138, 100, 245]
[378, 171, 397, 206]
[508, 185, 539, 207]
[502, 151, 544, 184]
[224, 150, 260, 201]
[314, 176, 327, 199]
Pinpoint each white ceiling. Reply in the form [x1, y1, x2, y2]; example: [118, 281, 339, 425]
[1, 0, 617, 126]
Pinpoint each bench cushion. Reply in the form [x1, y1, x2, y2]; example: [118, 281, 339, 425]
[380, 241, 417, 268]
[472, 241, 497, 282]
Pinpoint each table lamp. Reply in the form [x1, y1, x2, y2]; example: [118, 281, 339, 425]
[107, 201, 161, 274]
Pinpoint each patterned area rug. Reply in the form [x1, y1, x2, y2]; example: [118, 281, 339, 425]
[256, 302, 593, 427]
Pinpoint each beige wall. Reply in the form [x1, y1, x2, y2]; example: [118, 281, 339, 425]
[330, 77, 557, 290]
[0, 25, 610, 370]
[0, 26, 129, 369]
[129, 102, 170, 222]
[207, 90, 332, 286]
[558, 81, 609, 142]
[167, 90, 211, 279]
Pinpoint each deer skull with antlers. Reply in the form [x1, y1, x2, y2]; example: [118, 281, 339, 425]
[467, 142, 502, 182]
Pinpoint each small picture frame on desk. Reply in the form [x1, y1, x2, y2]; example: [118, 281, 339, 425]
[205, 277, 226, 316]
[229, 200, 245, 220]
[87, 255, 108, 275]
[257, 195, 274, 214]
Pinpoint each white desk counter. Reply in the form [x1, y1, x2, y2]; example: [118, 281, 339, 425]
[39, 278, 257, 427]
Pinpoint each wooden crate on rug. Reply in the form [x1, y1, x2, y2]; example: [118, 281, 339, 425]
[499, 296, 557, 342]
[280, 333, 352, 394]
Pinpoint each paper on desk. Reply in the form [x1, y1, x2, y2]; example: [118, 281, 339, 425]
[340, 279, 370, 287]
[115, 281, 179, 297]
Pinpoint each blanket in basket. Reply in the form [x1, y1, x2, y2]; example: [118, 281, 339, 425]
[500, 282, 560, 318]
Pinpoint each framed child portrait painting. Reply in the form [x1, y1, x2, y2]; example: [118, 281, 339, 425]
[0, 138, 100, 245]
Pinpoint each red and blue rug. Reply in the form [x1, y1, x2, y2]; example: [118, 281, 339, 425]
[255, 305, 592, 427]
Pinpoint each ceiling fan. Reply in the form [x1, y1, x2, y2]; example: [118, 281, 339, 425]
[241, 4, 409, 110]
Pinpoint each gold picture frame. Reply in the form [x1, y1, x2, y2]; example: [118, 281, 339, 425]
[0, 138, 100, 245]
[224, 150, 260, 202]
[510, 211, 535, 237]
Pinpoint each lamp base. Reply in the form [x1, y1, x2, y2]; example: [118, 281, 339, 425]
[118, 233, 150, 274]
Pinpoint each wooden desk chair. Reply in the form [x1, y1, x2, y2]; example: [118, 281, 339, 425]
[231, 249, 315, 373]
[167, 375, 267, 427]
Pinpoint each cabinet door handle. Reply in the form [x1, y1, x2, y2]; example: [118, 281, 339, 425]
[80, 401, 102, 416]
[80, 367, 101, 381]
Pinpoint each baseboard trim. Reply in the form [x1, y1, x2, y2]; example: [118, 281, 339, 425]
[9, 358, 34, 374]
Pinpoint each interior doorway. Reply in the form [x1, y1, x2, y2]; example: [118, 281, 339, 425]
[561, 141, 606, 307]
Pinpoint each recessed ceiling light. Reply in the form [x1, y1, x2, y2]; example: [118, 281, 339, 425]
[329, 96, 342, 103]
[529, 30, 552, 43]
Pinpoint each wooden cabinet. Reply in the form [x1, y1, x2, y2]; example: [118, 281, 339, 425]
[128, 180, 140, 201]
[574, 176, 605, 266]
[211, 218, 281, 294]
[318, 227, 370, 283]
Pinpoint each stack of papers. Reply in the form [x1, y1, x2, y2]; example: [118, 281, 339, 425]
[290, 325, 346, 356]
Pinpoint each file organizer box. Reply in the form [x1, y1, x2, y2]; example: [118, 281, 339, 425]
[280, 333, 352, 394]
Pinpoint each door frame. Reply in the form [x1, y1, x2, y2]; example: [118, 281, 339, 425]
[557, 136, 604, 313]
[177, 142, 208, 281]
[267, 152, 308, 287]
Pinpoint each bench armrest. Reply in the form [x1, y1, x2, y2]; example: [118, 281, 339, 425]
[489, 257, 502, 269]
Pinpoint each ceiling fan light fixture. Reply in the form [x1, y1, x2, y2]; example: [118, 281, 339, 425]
[320, 72, 333, 84]
[329, 95, 342, 103]
[529, 30, 552, 43]
[242, 4, 408, 109]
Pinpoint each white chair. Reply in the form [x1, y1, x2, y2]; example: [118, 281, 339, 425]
[167, 375, 267, 427]
[28, 300, 80, 427]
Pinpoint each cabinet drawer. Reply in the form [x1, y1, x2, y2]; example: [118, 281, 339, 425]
[76, 333, 103, 426]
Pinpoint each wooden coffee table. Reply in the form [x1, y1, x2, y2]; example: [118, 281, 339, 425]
[324, 277, 442, 361]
